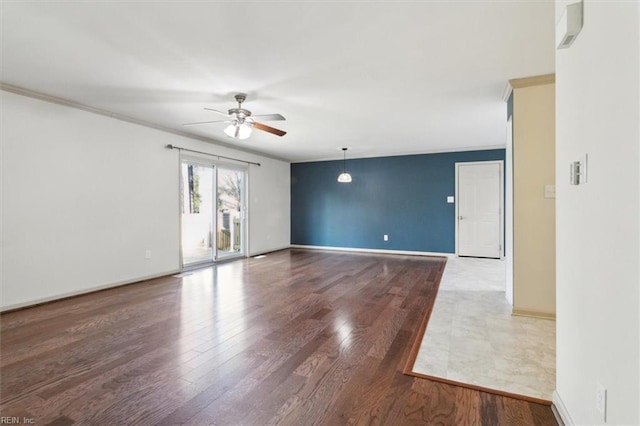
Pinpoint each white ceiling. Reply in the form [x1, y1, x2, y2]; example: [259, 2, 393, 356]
[1, 1, 555, 162]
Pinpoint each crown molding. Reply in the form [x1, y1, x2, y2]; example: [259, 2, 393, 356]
[0, 82, 289, 163]
[293, 144, 506, 164]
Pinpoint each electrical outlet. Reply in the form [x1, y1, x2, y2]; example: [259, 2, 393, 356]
[383, 234, 388, 241]
[145, 250, 152, 260]
[596, 382, 607, 422]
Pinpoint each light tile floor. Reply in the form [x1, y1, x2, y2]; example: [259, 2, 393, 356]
[412, 256, 556, 401]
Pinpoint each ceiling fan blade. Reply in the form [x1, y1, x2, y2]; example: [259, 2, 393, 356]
[204, 107, 231, 117]
[251, 113, 286, 121]
[183, 119, 230, 126]
[253, 122, 286, 137]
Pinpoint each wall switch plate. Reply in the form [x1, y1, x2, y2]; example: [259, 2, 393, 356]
[447, 196, 455, 203]
[383, 234, 388, 241]
[145, 250, 152, 259]
[596, 382, 607, 422]
[570, 154, 589, 185]
[570, 161, 582, 185]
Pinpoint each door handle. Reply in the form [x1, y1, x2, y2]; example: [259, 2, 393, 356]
[459, 216, 465, 220]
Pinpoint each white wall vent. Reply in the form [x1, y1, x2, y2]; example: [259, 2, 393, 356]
[556, 1, 583, 49]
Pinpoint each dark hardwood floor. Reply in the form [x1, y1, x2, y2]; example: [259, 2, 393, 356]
[1, 249, 557, 425]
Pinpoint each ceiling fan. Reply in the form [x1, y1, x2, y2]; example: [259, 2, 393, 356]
[183, 93, 286, 140]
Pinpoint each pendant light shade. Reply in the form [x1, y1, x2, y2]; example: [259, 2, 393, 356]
[337, 172, 352, 183]
[337, 148, 352, 183]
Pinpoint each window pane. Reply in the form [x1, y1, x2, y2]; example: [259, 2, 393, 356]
[181, 162, 214, 265]
[217, 168, 243, 257]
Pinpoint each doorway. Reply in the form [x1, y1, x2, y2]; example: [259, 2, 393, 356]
[180, 158, 246, 268]
[455, 161, 503, 259]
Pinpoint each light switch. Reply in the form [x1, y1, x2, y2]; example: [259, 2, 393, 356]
[447, 196, 455, 203]
[570, 154, 589, 185]
[544, 185, 556, 199]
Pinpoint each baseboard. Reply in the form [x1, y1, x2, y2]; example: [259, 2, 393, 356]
[1, 248, 292, 312]
[552, 390, 573, 426]
[512, 308, 556, 320]
[0, 269, 180, 313]
[248, 245, 291, 257]
[290, 244, 453, 258]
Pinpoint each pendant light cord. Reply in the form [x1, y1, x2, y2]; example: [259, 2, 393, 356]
[342, 147, 348, 173]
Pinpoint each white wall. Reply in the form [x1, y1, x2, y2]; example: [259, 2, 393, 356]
[555, 1, 639, 424]
[247, 156, 290, 256]
[0, 90, 290, 310]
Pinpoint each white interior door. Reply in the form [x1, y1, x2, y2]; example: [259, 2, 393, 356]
[456, 161, 502, 258]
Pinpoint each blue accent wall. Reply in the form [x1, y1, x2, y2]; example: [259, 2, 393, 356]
[291, 149, 505, 253]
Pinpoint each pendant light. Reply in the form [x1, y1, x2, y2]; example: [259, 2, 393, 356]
[337, 148, 352, 183]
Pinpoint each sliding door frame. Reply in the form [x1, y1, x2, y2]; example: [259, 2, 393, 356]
[178, 154, 248, 270]
[215, 164, 248, 262]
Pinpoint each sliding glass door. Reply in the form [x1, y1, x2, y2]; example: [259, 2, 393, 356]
[216, 167, 244, 259]
[181, 161, 215, 267]
[180, 159, 246, 268]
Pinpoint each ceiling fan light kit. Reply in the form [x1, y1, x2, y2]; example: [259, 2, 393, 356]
[337, 148, 352, 183]
[224, 121, 252, 140]
[183, 93, 286, 140]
